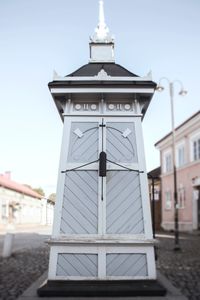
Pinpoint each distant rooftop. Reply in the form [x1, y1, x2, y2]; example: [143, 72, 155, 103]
[155, 110, 200, 147]
[0, 172, 42, 199]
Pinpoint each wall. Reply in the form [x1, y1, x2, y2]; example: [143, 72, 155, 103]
[0, 187, 54, 226]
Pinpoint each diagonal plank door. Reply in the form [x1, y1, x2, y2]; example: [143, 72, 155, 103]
[105, 122, 144, 235]
[60, 122, 99, 235]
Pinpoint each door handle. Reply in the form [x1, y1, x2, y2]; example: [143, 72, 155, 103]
[99, 151, 107, 177]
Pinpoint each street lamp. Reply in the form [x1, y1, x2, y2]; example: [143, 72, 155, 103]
[156, 77, 187, 251]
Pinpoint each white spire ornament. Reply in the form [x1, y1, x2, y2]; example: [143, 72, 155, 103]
[89, 0, 115, 62]
[91, 0, 114, 43]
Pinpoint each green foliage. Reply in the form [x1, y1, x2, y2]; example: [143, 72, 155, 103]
[33, 187, 45, 196]
[48, 193, 56, 203]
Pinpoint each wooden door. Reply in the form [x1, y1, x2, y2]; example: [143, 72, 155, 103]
[59, 121, 100, 235]
[105, 121, 144, 235]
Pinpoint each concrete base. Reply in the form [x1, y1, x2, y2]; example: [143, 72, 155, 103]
[37, 279, 166, 297]
[17, 271, 188, 300]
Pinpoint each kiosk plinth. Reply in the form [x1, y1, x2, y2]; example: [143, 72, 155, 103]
[38, 1, 166, 297]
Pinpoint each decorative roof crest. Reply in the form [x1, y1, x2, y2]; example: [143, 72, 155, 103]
[95, 68, 110, 79]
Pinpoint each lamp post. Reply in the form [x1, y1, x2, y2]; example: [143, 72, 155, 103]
[156, 78, 187, 251]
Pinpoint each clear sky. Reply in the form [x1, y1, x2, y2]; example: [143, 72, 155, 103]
[0, 0, 199, 196]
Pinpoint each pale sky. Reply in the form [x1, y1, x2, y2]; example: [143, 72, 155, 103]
[0, 0, 199, 196]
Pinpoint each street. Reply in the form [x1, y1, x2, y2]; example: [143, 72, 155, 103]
[0, 225, 51, 255]
[0, 227, 200, 300]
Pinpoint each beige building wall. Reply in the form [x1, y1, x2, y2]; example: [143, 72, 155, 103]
[0, 186, 54, 226]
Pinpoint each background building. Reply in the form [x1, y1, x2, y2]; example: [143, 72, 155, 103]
[155, 111, 200, 231]
[0, 172, 54, 227]
[148, 167, 162, 232]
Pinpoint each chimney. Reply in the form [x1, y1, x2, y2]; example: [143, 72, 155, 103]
[4, 171, 11, 180]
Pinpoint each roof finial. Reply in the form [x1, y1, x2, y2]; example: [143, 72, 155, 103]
[99, 1, 106, 29]
[91, 0, 113, 43]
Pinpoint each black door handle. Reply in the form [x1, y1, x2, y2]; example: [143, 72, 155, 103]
[99, 151, 107, 177]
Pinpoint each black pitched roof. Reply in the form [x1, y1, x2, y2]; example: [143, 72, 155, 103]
[67, 63, 139, 77]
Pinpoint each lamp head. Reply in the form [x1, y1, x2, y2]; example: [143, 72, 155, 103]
[179, 89, 188, 96]
[156, 84, 165, 92]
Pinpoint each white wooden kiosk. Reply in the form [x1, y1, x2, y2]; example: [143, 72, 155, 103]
[38, 1, 165, 297]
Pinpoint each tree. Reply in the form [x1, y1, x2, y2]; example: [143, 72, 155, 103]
[48, 193, 56, 203]
[33, 187, 45, 197]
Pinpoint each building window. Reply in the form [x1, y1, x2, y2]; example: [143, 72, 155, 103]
[165, 191, 172, 210]
[150, 186, 160, 201]
[164, 152, 172, 173]
[177, 145, 185, 167]
[193, 138, 200, 161]
[178, 186, 185, 209]
[1, 200, 8, 222]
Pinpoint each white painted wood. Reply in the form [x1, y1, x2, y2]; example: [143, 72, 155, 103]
[98, 247, 106, 278]
[50, 88, 154, 94]
[48, 247, 58, 280]
[48, 113, 156, 280]
[57, 253, 98, 277]
[102, 177, 107, 235]
[146, 247, 156, 279]
[51, 117, 72, 237]
[48, 237, 155, 245]
[106, 253, 147, 277]
[134, 117, 153, 239]
[64, 113, 143, 117]
[48, 245, 156, 280]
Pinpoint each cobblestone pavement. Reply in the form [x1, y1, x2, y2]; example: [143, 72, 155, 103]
[156, 233, 200, 300]
[0, 232, 199, 300]
[0, 245, 49, 300]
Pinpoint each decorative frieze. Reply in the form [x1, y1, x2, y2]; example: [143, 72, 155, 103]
[73, 103, 99, 112]
[107, 103, 133, 112]
[70, 101, 139, 115]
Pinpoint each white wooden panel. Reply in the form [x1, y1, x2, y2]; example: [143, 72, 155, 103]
[57, 254, 98, 277]
[50, 88, 154, 94]
[60, 171, 98, 234]
[106, 171, 144, 234]
[48, 245, 156, 280]
[106, 254, 147, 277]
[67, 122, 99, 163]
[106, 122, 138, 163]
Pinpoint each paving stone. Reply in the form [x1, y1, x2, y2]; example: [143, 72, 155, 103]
[156, 233, 200, 300]
[0, 245, 49, 300]
[0, 232, 199, 300]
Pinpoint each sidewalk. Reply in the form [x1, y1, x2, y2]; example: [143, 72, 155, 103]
[0, 223, 52, 235]
[0, 224, 51, 257]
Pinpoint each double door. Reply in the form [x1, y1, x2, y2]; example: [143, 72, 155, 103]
[59, 117, 146, 236]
